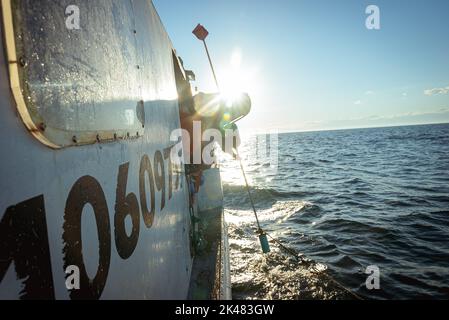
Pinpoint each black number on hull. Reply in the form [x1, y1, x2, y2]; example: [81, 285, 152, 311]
[154, 150, 166, 211]
[164, 146, 173, 201]
[114, 163, 140, 259]
[63, 176, 111, 300]
[139, 154, 156, 228]
[0, 196, 55, 300]
[1, 145, 186, 299]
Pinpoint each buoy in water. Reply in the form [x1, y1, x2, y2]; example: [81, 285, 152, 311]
[259, 232, 271, 253]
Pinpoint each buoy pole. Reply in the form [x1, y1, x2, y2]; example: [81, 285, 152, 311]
[193, 24, 220, 90]
[193, 24, 269, 254]
[202, 39, 220, 90]
[237, 153, 261, 231]
[236, 149, 270, 254]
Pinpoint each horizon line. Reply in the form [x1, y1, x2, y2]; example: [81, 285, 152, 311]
[239, 121, 449, 136]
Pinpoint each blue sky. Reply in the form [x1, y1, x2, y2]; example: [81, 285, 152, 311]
[153, 0, 449, 132]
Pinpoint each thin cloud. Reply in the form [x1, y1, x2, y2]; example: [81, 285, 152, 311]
[354, 100, 362, 105]
[424, 86, 449, 96]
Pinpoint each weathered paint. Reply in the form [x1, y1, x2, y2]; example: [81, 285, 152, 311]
[0, 0, 193, 299]
[198, 168, 224, 212]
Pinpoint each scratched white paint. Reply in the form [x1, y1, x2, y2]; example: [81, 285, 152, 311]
[0, 1, 193, 300]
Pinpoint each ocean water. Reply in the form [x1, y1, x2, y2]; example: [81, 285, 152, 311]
[219, 123, 449, 300]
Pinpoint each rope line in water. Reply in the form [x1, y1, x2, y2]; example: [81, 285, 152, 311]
[235, 149, 364, 300]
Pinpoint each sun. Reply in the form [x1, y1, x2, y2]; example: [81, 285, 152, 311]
[218, 49, 259, 103]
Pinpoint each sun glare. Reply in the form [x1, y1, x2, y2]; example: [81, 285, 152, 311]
[218, 48, 259, 104]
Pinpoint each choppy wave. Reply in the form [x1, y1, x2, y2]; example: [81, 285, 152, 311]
[221, 123, 449, 300]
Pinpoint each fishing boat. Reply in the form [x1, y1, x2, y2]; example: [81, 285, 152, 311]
[0, 0, 249, 300]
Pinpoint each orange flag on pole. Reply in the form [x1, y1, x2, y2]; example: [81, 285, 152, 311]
[192, 24, 209, 41]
